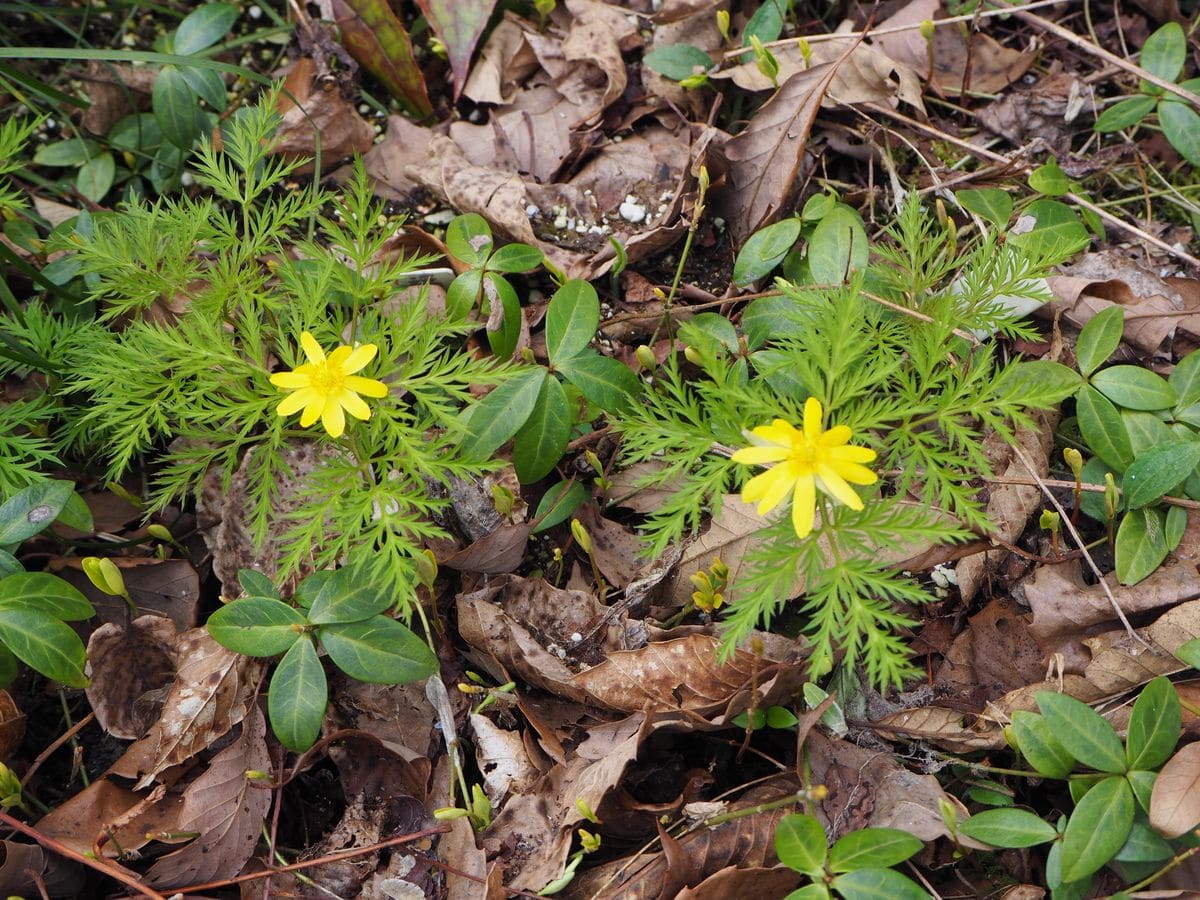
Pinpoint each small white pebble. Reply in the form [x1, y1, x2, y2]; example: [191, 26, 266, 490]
[570, 632, 583, 643]
[181, 172, 194, 186]
[358, 104, 369, 114]
[468, 108, 484, 123]
[525, 203, 540, 218]
[424, 209, 455, 225]
[248, 4, 263, 18]
[553, 212, 568, 229]
[619, 198, 647, 223]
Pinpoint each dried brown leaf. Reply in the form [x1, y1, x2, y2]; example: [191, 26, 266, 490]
[85, 615, 178, 740]
[144, 706, 271, 887]
[1152, 742, 1200, 837]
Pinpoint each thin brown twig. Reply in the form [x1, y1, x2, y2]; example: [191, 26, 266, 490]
[20, 711, 94, 788]
[985, 474, 1200, 510]
[0, 809, 166, 900]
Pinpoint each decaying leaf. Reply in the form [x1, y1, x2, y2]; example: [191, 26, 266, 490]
[85, 615, 178, 740]
[1151, 741, 1200, 838]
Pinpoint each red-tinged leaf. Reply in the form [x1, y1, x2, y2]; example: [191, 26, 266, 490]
[415, 0, 498, 98]
[332, 0, 432, 118]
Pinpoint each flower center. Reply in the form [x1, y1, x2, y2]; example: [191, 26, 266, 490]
[311, 362, 345, 395]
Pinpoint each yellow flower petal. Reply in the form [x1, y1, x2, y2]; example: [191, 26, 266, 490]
[299, 397, 322, 427]
[803, 397, 822, 441]
[731, 445, 792, 465]
[339, 389, 372, 421]
[277, 388, 316, 417]
[321, 395, 346, 438]
[792, 473, 816, 538]
[300, 332, 325, 365]
[342, 343, 378, 373]
[816, 464, 864, 510]
[345, 375, 388, 398]
[819, 425, 852, 446]
[829, 445, 877, 465]
[749, 419, 801, 447]
[270, 371, 312, 389]
[743, 465, 795, 516]
[830, 460, 878, 485]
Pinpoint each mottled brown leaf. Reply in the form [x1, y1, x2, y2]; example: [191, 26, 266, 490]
[415, 0, 498, 99]
[85, 615, 178, 740]
[1152, 741, 1200, 837]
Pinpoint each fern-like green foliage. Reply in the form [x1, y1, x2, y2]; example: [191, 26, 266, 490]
[617, 197, 1077, 687]
[58, 94, 507, 603]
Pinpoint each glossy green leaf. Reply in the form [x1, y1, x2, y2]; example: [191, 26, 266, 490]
[1077, 385, 1133, 472]
[733, 218, 802, 286]
[1037, 691, 1127, 773]
[153, 65, 203, 149]
[268, 636, 327, 752]
[1046, 839, 1092, 899]
[308, 564, 391, 625]
[1011, 710, 1075, 778]
[57, 491, 92, 535]
[1122, 440, 1200, 508]
[76, 153, 115, 203]
[774, 813, 827, 875]
[1095, 95, 1157, 132]
[742, 295, 804, 347]
[783, 886, 830, 900]
[1167, 504, 1187, 550]
[238, 569, 278, 599]
[830, 868, 928, 900]
[32, 138, 101, 166]
[742, 0, 785, 45]
[1176, 637, 1200, 669]
[643, 44, 714, 80]
[173, 2, 238, 54]
[514, 376, 572, 484]
[532, 480, 589, 533]
[1126, 676, 1181, 771]
[556, 351, 640, 413]
[829, 828, 921, 872]
[1011, 199, 1090, 257]
[483, 272, 521, 360]
[446, 268, 483, 318]
[334, 0, 432, 117]
[1160, 101, 1200, 167]
[0, 608, 87, 686]
[1060, 775, 1134, 881]
[179, 65, 228, 110]
[1113, 820, 1174, 863]
[1139, 22, 1186, 83]
[955, 188, 1012, 229]
[1122, 411, 1174, 456]
[319, 615, 438, 684]
[1172, 350, 1200, 409]
[487, 242, 543, 274]
[960, 808, 1057, 848]
[684, 313, 739, 355]
[0, 643, 18, 688]
[765, 706, 799, 728]
[0, 480, 74, 546]
[0, 551, 19, 579]
[1009, 360, 1083, 402]
[1092, 365, 1177, 411]
[1126, 769, 1156, 813]
[808, 205, 868, 284]
[1116, 506, 1170, 585]
[446, 213, 493, 267]
[1076, 306, 1124, 377]
[459, 367, 546, 460]
[1028, 159, 1071, 197]
[206, 597, 305, 656]
[546, 280, 600, 365]
[0, 572, 93, 621]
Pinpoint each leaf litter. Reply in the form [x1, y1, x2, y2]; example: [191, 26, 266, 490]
[9, 0, 1200, 897]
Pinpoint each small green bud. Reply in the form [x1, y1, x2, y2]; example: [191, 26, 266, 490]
[0, 763, 22, 810]
[683, 346, 702, 365]
[1063, 447, 1084, 479]
[491, 483, 516, 517]
[579, 828, 601, 852]
[1104, 472, 1120, 519]
[635, 345, 657, 371]
[1039, 509, 1061, 533]
[749, 35, 779, 84]
[82, 557, 127, 598]
[679, 73, 710, 90]
[570, 518, 593, 554]
[584, 450, 604, 476]
[433, 806, 469, 820]
[715, 10, 731, 44]
[415, 548, 438, 587]
[798, 37, 812, 66]
[576, 797, 601, 823]
[146, 523, 172, 543]
[919, 19, 936, 41]
[698, 164, 710, 195]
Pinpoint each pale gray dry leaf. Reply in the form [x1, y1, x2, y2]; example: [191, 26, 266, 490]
[470, 711, 540, 803]
[560, 0, 634, 121]
[85, 615, 179, 740]
[144, 707, 271, 888]
[462, 15, 539, 105]
[876, 705, 1008, 753]
[137, 629, 265, 789]
[0, 842, 86, 897]
[718, 49, 854, 242]
[441, 816, 494, 900]
[1151, 741, 1200, 839]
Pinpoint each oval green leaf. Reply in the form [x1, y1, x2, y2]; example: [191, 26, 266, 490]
[1126, 676, 1181, 772]
[808, 205, 868, 284]
[532, 480, 589, 533]
[179, 65, 228, 111]
[0, 572, 92, 621]
[1140, 22, 1186, 83]
[1036, 691, 1127, 773]
[1092, 365, 1176, 411]
[487, 242, 543, 274]
[733, 218, 802, 286]
[445, 213, 493, 267]
[308, 564, 392, 625]
[1077, 385, 1133, 472]
[830, 868, 928, 900]
[206, 597, 305, 656]
[0, 607, 88, 686]
[546, 280, 600, 364]
[1010, 710, 1075, 778]
[1113, 820, 1174, 863]
[484, 273, 521, 360]
[1116, 506, 1170, 585]
[153, 65, 203, 149]
[446, 268, 483, 318]
[0, 480, 73, 546]
[1122, 440, 1200, 508]
[1160, 101, 1200, 167]
[174, 2, 239, 54]
[1171, 349, 1200, 409]
[643, 44, 714, 81]
[33, 138, 101, 166]
[1060, 775, 1134, 882]
[556, 351, 640, 413]
[1095, 95, 1158, 132]
[960, 808, 1057, 848]
[459, 367, 547, 460]
[1028, 159, 1071, 197]
[1122, 410, 1174, 456]
[76, 153, 115, 204]
[1075, 306, 1124, 378]
[513, 375, 572, 484]
[774, 813, 827, 875]
[955, 188, 1013, 229]
[828, 828, 921, 872]
[319, 615, 438, 684]
[238, 568, 278, 599]
[269, 636, 327, 752]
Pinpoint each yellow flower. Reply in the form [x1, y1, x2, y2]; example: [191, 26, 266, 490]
[269, 332, 388, 438]
[731, 397, 877, 538]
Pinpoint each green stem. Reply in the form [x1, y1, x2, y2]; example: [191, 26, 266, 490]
[1123, 840, 1200, 893]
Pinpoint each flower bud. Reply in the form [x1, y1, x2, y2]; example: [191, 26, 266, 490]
[635, 345, 657, 371]
[1063, 447, 1084, 479]
[82, 557, 126, 598]
[570, 519, 593, 554]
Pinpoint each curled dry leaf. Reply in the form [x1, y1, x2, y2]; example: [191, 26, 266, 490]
[144, 706, 271, 887]
[0, 841, 85, 898]
[85, 614, 178, 740]
[273, 56, 377, 174]
[1151, 741, 1200, 838]
[470, 711, 540, 802]
[876, 705, 1008, 753]
[137, 628, 265, 789]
